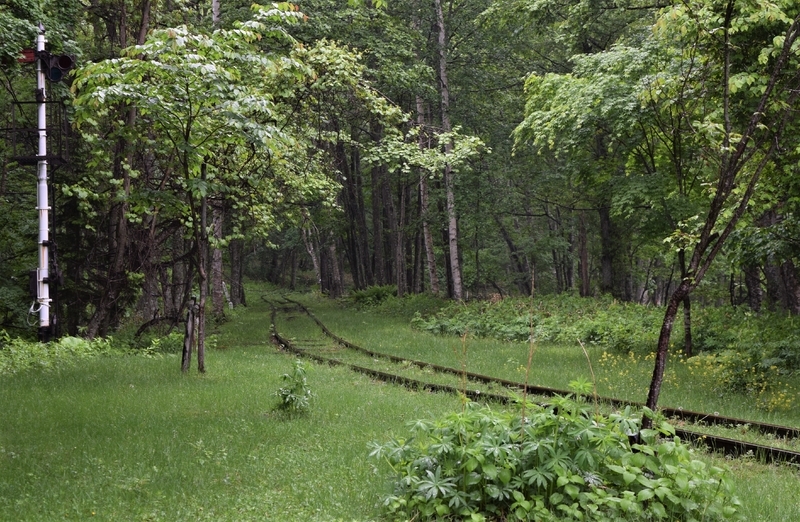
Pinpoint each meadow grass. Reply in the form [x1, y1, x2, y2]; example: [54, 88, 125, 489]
[289, 293, 800, 427]
[1, 288, 799, 521]
[0, 296, 460, 521]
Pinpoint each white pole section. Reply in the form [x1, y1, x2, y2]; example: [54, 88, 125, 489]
[36, 26, 51, 339]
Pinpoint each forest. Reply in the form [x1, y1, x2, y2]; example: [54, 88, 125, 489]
[2, 0, 800, 341]
[3, 1, 800, 394]
[3, 2, 800, 518]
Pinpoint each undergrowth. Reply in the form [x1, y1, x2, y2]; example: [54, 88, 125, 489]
[411, 296, 800, 379]
[0, 331, 119, 375]
[410, 295, 663, 351]
[349, 285, 447, 320]
[686, 350, 796, 411]
[0, 329, 178, 376]
[370, 389, 740, 521]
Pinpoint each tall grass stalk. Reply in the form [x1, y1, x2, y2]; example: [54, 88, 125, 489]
[521, 278, 538, 427]
[578, 339, 600, 416]
[455, 331, 469, 412]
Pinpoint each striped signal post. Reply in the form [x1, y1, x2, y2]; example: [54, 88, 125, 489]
[35, 24, 52, 341]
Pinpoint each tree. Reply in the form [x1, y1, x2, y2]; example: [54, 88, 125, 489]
[641, 0, 800, 423]
[512, 0, 800, 422]
[71, 5, 343, 370]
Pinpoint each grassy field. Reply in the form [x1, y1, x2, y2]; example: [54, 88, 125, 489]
[287, 294, 800, 428]
[1, 288, 799, 521]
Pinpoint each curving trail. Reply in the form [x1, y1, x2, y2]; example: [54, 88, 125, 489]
[264, 295, 800, 464]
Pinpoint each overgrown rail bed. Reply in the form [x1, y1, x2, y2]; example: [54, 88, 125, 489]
[266, 295, 800, 464]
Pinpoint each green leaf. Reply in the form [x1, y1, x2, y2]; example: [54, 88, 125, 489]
[651, 501, 667, 518]
[564, 484, 580, 499]
[622, 471, 636, 485]
[637, 488, 654, 502]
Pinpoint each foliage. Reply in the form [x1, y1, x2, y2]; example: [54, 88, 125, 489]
[349, 285, 398, 307]
[411, 295, 663, 351]
[130, 331, 186, 354]
[598, 349, 682, 399]
[690, 307, 800, 358]
[370, 392, 740, 521]
[372, 293, 449, 321]
[0, 331, 117, 375]
[70, 8, 333, 240]
[686, 349, 796, 412]
[0, 0, 80, 65]
[411, 295, 800, 367]
[687, 308, 800, 408]
[275, 359, 314, 412]
[349, 285, 448, 319]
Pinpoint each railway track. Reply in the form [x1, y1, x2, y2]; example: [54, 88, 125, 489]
[265, 295, 800, 465]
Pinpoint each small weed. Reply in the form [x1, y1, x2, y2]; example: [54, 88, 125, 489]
[275, 360, 314, 412]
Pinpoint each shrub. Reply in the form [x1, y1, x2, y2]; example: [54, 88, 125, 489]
[146, 331, 185, 353]
[349, 285, 398, 307]
[686, 349, 795, 411]
[275, 360, 314, 412]
[411, 296, 662, 351]
[0, 331, 117, 375]
[370, 392, 740, 521]
[373, 293, 448, 320]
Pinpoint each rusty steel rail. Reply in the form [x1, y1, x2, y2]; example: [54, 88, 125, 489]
[267, 296, 800, 464]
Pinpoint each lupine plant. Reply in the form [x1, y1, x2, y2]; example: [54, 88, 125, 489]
[370, 387, 739, 521]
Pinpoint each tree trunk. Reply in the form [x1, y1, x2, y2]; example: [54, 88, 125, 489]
[87, 0, 151, 337]
[678, 250, 693, 357]
[419, 164, 439, 296]
[782, 260, 800, 315]
[682, 295, 692, 357]
[229, 238, 246, 306]
[599, 206, 614, 295]
[394, 178, 407, 297]
[181, 297, 196, 373]
[324, 236, 344, 298]
[195, 164, 209, 373]
[211, 202, 224, 318]
[302, 222, 322, 289]
[434, 0, 463, 301]
[743, 263, 762, 312]
[212, 0, 220, 26]
[371, 165, 387, 285]
[644, 280, 691, 426]
[339, 140, 371, 289]
[578, 212, 590, 297]
[494, 215, 530, 295]
[86, 127, 131, 338]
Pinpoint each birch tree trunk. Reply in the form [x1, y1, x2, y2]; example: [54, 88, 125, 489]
[416, 97, 440, 296]
[434, 0, 463, 301]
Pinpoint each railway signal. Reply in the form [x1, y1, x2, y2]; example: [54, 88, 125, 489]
[39, 51, 75, 82]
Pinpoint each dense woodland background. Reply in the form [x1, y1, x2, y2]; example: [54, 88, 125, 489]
[2, 0, 800, 346]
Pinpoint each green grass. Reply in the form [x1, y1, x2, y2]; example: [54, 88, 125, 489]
[287, 293, 800, 428]
[0, 296, 460, 521]
[1, 288, 799, 521]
